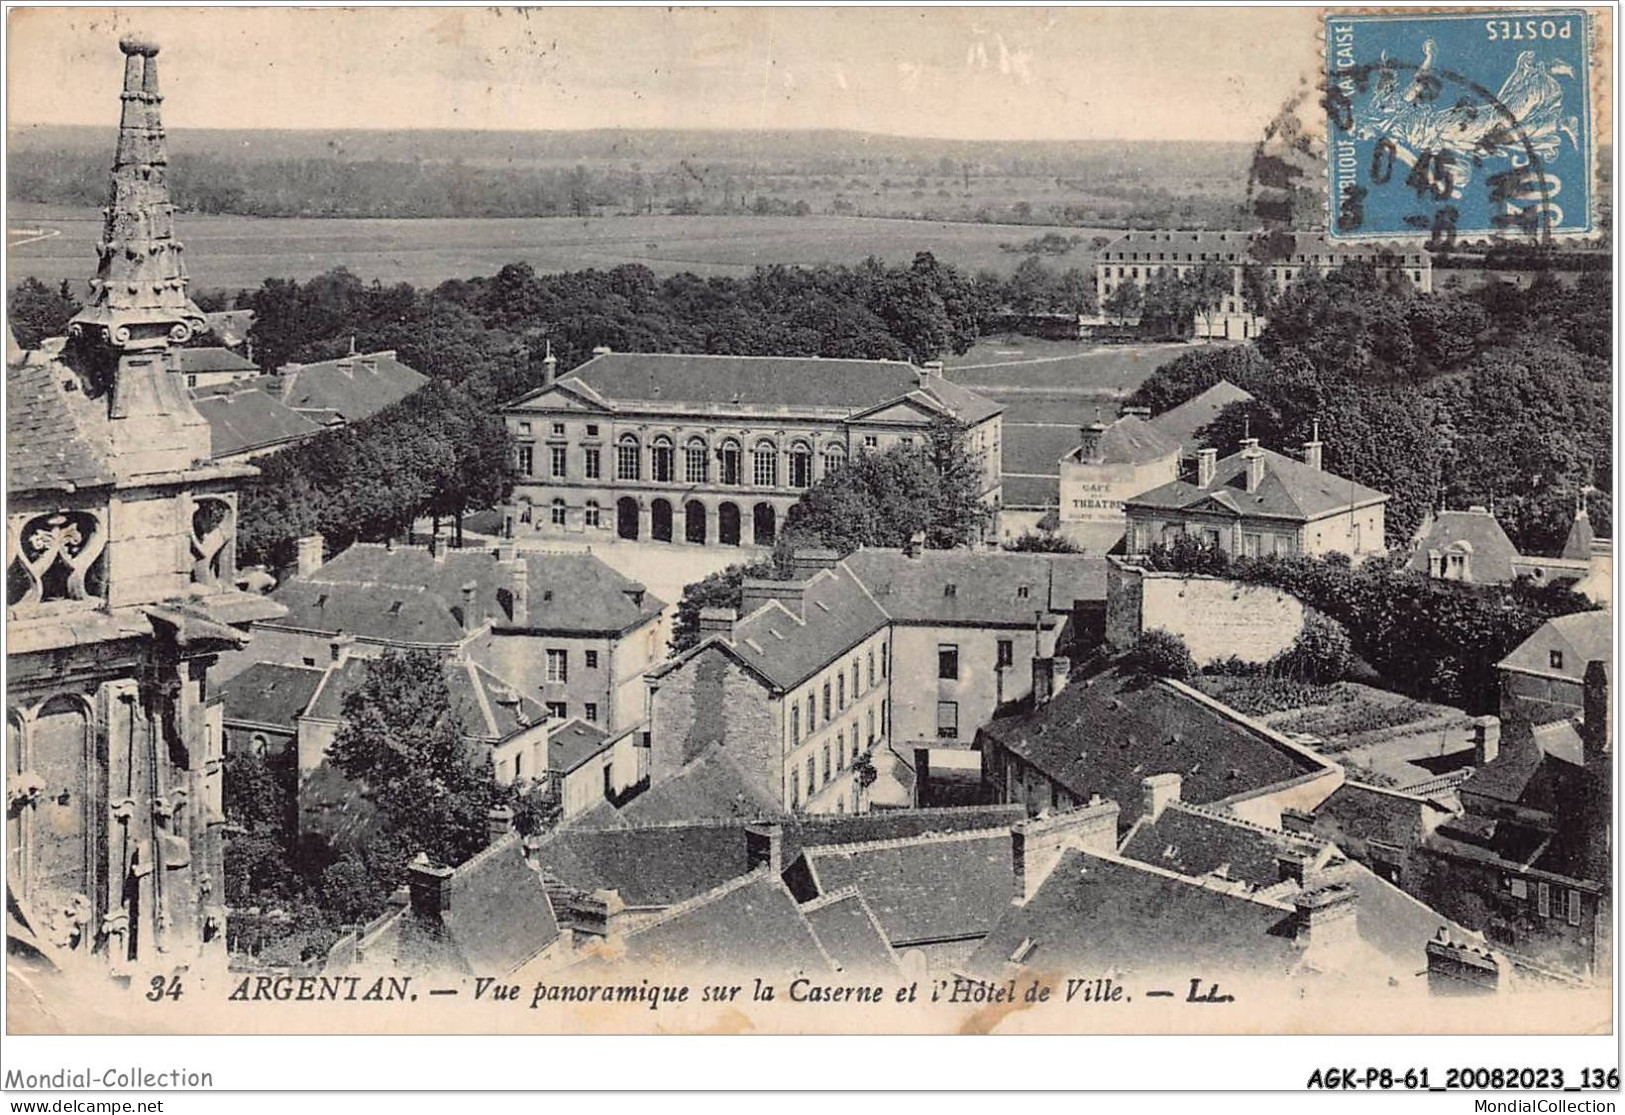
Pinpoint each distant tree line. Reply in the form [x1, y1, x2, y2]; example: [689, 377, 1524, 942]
[1126, 265, 1612, 554]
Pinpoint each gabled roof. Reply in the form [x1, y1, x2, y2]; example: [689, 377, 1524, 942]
[177, 346, 259, 375]
[604, 868, 836, 976]
[6, 354, 115, 493]
[787, 829, 1014, 947]
[1300, 781, 1454, 862]
[191, 385, 324, 458]
[202, 309, 255, 348]
[546, 718, 614, 776]
[800, 889, 900, 976]
[1148, 381, 1256, 451]
[267, 542, 664, 643]
[654, 562, 888, 692]
[1408, 509, 1522, 582]
[1125, 445, 1387, 522]
[518, 352, 1001, 424]
[272, 350, 427, 423]
[348, 834, 560, 977]
[978, 670, 1331, 823]
[598, 744, 788, 825]
[1064, 415, 1180, 466]
[1497, 611, 1611, 683]
[1120, 801, 1332, 889]
[778, 804, 1028, 868]
[303, 654, 546, 745]
[842, 548, 1108, 623]
[529, 821, 755, 908]
[213, 661, 326, 732]
[1563, 510, 1598, 561]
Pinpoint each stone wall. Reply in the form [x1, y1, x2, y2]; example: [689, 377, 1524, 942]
[1107, 559, 1308, 665]
[649, 646, 781, 804]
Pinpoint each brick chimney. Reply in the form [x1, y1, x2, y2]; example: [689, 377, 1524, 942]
[1303, 419, 1323, 471]
[791, 547, 843, 579]
[697, 606, 736, 637]
[1031, 656, 1071, 707]
[1425, 929, 1503, 995]
[509, 559, 529, 626]
[1078, 409, 1109, 463]
[1277, 848, 1312, 885]
[460, 580, 481, 632]
[904, 531, 926, 558]
[1472, 715, 1501, 766]
[296, 534, 325, 578]
[1195, 448, 1218, 489]
[406, 853, 455, 917]
[1240, 438, 1265, 493]
[1292, 884, 1360, 952]
[740, 578, 807, 620]
[487, 805, 514, 845]
[1011, 798, 1120, 901]
[745, 823, 783, 876]
[542, 340, 558, 386]
[1141, 772, 1181, 823]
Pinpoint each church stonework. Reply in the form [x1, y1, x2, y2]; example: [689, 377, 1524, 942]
[6, 37, 284, 991]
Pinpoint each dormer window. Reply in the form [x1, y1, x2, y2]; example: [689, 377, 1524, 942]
[389, 601, 403, 615]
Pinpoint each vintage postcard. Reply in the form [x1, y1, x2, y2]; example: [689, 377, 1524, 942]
[2, 4, 1615, 1051]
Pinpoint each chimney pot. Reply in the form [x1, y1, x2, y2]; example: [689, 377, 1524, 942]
[406, 854, 456, 917]
[697, 606, 737, 637]
[904, 531, 927, 558]
[1472, 715, 1501, 766]
[295, 533, 325, 578]
[1195, 448, 1218, 489]
[1292, 884, 1360, 952]
[487, 805, 515, 844]
[509, 559, 530, 626]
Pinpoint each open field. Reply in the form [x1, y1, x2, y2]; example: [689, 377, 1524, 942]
[5, 205, 1115, 293]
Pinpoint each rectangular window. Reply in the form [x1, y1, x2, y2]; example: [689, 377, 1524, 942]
[867, 650, 876, 688]
[880, 699, 887, 737]
[550, 445, 567, 478]
[851, 659, 860, 696]
[791, 770, 801, 809]
[583, 448, 601, 479]
[584, 650, 599, 669]
[807, 694, 816, 732]
[1567, 889, 1583, 926]
[1537, 881, 1551, 918]
[792, 706, 801, 744]
[545, 701, 568, 720]
[551, 422, 566, 437]
[585, 423, 599, 437]
[938, 644, 959, 680]
[837, 674, 845, 710]
[652, 444, 674, 483]
[836, 729, 846, 770]
[720, 446, 741, 486]
[997, 639, 1014, 669]
[881, 642, 888, 678]
[937, 701, 959, 739]
[823, 681, 832, 721]
[685, 447, 708, 484]
[518, 421, 532, 436]
[806, 757, 817, 796]
[517, 446, 534, 477]
[754, 448, 778, 487]
[863, 435, 878, 450]
[617, 443, 641, 481]
[1550, 649, 1565, 670]
[822, 744, 831, 785]
[584, 702, 599, 723]
[1510, 878, 1528, 899]
[546, 649, 568, 683]
[866, 708, 875, 745]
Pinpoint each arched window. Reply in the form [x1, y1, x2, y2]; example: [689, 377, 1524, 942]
[684, 436, 709, 484]
[617, 434, 641, 481]
[753, 440, 778, 487]
[822, 443, 846, 476]
[550, 498, 567, 527]
[789, 441, 813, 488]
[718, 439, 742, 486]
[584, 500, 602, 529]
[650, 435, 674, 483]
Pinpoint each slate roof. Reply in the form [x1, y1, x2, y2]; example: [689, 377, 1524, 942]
[1120, 801, 1332, 889]
[7, 356, 115, 493]
[203, 309, 255, 348]
[1125, 445, 1388, 523]
[787, 829, 1014, 947]
[977, 670, 1330, 826]
[654, 563, 888, 692]
[213, 662, 326, 732]
[799, 889, 900, 976]
[547, 718, 614, 775]
[351, 835, 560, 976]
[303, 655, 547, 744]
[842, 548, 1109, 622]
[1148, 381, 1257, 451]
[1064, 415, 1180, 466]
[1101, 229, 1404, 262]
[1005, 424, 1092, 479]
[270, 350, 427, 424]
[777, 804, 1028, 868]
[605, 869, 835, 975]
[1299, 781, 1453, 862]
[178, 346, 259, 376]
[1408, 509, 1523, 582]
[267, 542, 665, 643]
[532, 352, 1001, 425]
[1563, 510, 1599, 561]
[191, 385, 324, 458]
[599, 744, 788, 825]
[1001, 473, 1062, 511]
[529, 821, 755, 908]
[1497, 611, 1611, 683]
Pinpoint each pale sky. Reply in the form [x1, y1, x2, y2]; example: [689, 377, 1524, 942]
[8, 6, 1323, 142]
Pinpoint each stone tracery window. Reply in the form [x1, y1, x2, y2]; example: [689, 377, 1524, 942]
[8, 510, 107, 609]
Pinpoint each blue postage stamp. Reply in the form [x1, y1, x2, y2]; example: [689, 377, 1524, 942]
[1324, 9, 1594, 241]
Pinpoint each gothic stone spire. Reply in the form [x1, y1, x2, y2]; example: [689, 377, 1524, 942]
[68, 36, 205, 351]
